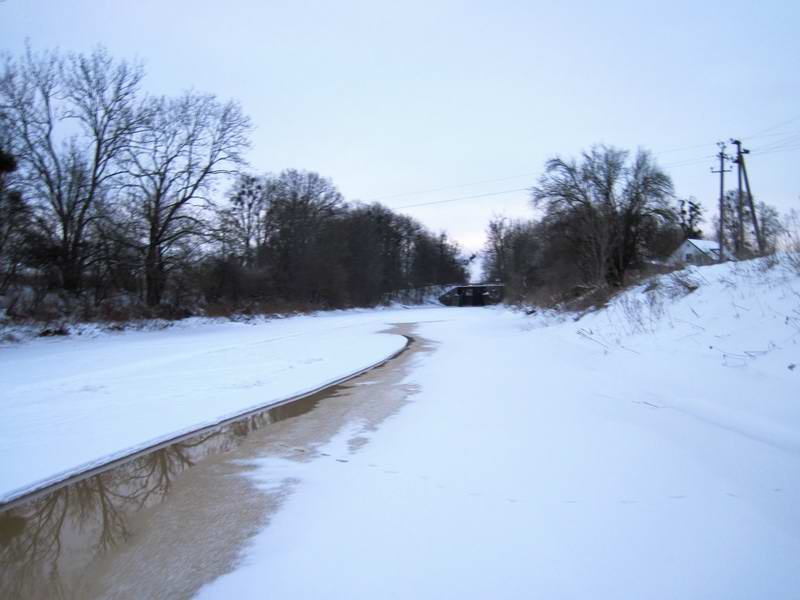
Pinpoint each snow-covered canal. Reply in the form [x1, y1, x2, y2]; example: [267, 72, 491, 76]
[2, 260, 800, 599]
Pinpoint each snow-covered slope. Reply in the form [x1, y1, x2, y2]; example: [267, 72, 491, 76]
[575, 256, 800, 452]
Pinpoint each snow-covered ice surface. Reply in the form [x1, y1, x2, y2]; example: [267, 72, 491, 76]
[197, 257, 800, 600]
[0, 309, 427, 503]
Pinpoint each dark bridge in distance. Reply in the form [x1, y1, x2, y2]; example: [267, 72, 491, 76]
[438, 284, 504, 307]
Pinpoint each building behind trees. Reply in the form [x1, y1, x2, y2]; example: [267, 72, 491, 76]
[482, 145, 783, 307]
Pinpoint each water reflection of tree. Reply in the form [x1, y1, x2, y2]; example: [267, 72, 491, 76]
[0, 412, 268, 599]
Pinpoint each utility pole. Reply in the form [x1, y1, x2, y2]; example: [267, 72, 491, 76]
[730, 139, 745, 256]
[739, 151, 765, 253]
[711, 142, 731, 263]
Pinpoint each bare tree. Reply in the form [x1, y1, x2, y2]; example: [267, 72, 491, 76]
[532, 145, 674, 287]
[756, 202, 784, 253]
[677, 197, 704, 239]
[483, 215, 513, 283]
[262, 169, 343, 300]
[614, 149, 674, 282]
[481, 216, 543, 297]
[122, 92, 251, 306]
[0, 47, 144, 292]
[532, 147, 622, 285]
[216, 173, 271, 267]
[2, 45, 469, 316]
[0, 148, 31, 292]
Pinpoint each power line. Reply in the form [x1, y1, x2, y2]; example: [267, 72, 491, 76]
[653, 142, 717, 156]
[371, 146, 715, 203]
[370, 146, 722, 204]
[657, 131, 798, 167]
[748, 128, 800, 142]
[661, 154, 717, 168]
[651, 127, 799, 157]
[744, 114, 800, 139]
[388, 146, 795, 211]
[749, 143, 800, 157]
[661, 132, 799, 168]
[378, 143, 799, 213]
[749, 132, 800, 154]
[365, 172, 539, 203]
[392, 187, 531, 210]
[364, 116, 800, 211]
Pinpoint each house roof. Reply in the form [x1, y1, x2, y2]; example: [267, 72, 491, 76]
[687, 239, 720, 255]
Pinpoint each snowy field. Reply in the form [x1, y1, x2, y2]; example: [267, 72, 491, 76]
[196, 257, 800, 599]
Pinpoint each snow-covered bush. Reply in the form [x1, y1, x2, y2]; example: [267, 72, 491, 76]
[782, 210, 800, 275]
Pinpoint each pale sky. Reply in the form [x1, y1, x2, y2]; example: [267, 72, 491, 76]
[3, 0, 799, 252]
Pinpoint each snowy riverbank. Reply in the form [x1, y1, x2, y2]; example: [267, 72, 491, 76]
[0, 308, 435, 503]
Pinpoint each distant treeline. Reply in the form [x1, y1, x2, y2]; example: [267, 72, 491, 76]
[0, 47, 466, 319]
[482, 145, 783, 306]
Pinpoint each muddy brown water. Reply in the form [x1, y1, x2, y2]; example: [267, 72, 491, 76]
[0, 324, 433, 600]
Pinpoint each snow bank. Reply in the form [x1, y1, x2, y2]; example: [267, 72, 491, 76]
[575, 256, 800, 452]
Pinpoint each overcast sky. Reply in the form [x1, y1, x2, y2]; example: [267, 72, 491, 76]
[3, 0, 799, 251]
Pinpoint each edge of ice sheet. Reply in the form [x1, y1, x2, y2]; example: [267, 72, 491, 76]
[0, 334, 410, 506]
